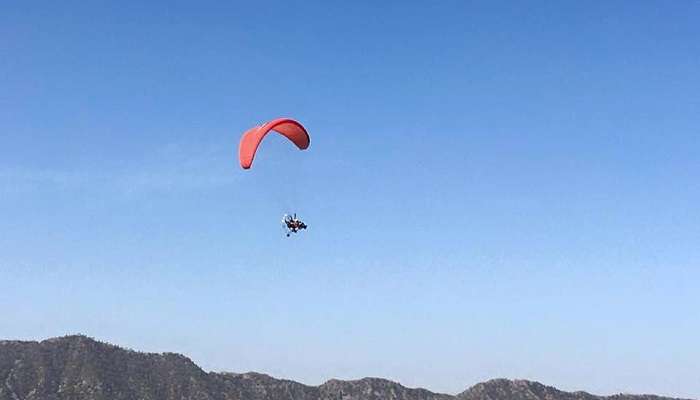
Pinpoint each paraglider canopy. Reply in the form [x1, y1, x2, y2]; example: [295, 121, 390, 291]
[239, 118, 310, 169]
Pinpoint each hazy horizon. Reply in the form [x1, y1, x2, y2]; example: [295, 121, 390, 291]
[0, 333, 693, 399]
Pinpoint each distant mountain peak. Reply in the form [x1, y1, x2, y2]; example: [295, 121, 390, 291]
[0, 335, 694, 400]
[40, 333, 98, 344]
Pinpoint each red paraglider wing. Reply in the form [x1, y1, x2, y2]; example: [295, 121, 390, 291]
[239, 118, 310, 169]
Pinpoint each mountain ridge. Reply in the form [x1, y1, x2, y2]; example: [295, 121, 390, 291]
[0, 335, 693, 400]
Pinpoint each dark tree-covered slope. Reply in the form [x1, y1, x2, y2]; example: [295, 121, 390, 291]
[0, 336, 692, 400]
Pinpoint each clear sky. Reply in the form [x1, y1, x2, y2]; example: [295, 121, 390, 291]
[1, 1, 699, 398]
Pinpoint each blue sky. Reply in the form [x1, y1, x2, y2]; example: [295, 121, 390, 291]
[1, 1, 699, 398]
